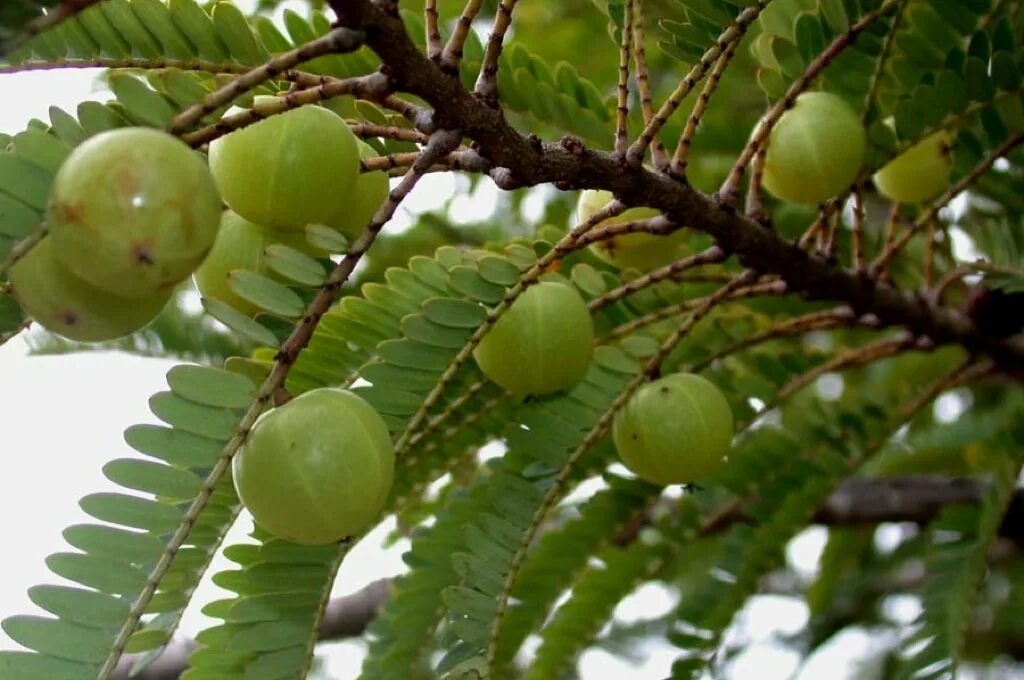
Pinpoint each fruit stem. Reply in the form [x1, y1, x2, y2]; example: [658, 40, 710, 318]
[168, 27, 368, 135]
[614, 0, 635, 157]
[0, 223, 48, 281]
[626, 3, 765, 165]
[475, 0, 520, 105]
[630, 0, 670, 169]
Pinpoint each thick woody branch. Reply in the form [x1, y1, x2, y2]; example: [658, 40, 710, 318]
[112, 579, 391, 679]
[330, 0, 1024, 372]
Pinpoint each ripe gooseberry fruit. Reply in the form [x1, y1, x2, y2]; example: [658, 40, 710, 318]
[48, 127, 221, 298]
[193, 210, 275, 316]
[473, 281, 594, 395]
[761, 92, 866, 205]
[340, 141, 390, 237]
[576, 190, 690, 271]
[233, 388, 394, 545]
[873, 130, 954, 204]
[612, 372, 734, 485]
[10, 237, 170, 341]
[209, 104, 360, 232]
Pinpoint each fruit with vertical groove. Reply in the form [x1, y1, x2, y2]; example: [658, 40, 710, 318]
[48, 127, 221, 297]
[209, 104, 360, 232]
[473, 281, 594, 395]
[11, 237, 170, 342]
[761, 92, 866, 205]
[233, 388, 395, 545]
[613, 372, 734, 485]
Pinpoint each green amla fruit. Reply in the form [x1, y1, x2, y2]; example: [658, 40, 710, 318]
[873, 130, 954, 204]
[339, 140, 390, 237]
[48, 127, 221, 298]
[10, 237, 170, 341]
[613, 372, 734, 485]
[576, 189, 690, 271]
[209, 104, 360, 232]
[193, 210, 275, 316]
[233, 388, 395, 545]
[762, 92, 866, 205]
[473, 281, 594, 395]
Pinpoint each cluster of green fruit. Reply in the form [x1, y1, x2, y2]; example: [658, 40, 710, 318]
[10, 103, 388, 342]
[570, 92, 955, 278]
[761, 91, 954, 206]
[236, 276, 736, 546]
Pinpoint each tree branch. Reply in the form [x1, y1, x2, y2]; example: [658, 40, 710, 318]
[329, 0, 1024, 372]
[112, 579, 392, 679]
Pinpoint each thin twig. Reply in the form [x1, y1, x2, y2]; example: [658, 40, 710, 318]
[351, 123, 430, 144]
[601, 280, 788, 341]
[1, 0, 106, 57]
[687, 306, 858, 373]
[862, 0, 907, 122]
[671, 38, 739, 177]
[900, 358, 994, 419]
[718, 0, 902, 206]
[167, 27, 366, 134]
[475, 0, 519, 104]
[0, 56, 247, 75]
[180, 74, 389, 147]
[380, 95, 435, 131]
[440, 0, 483, 71]
[360, 148, 487, 173]
[615, 0, 635, 156]
[745, 146, 769, 223]
[0, 225, 48, 281]
[923, 215, 937, 287]
[567, 215, 674, 250]
[852, 188, 866, 273]
[425, 0, 442, 62]
[631, 0, 668, 169]
[589, 246, 728, 310]
[761, 334, 919, 415]
[627, 4, 765, 164]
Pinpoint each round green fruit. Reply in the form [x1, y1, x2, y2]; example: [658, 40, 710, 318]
[193, 210, 274, 316]
[612, 372, 734, 485]
[473, 281, 594, 395]
[761, 92, 866, 205]
[10, 237, 170, 341]
[873, 130, 953, 204]
[48, 127, 221, 298]
[338, 141, 390, 237]
[233, 388, 395, 545]
[209, 105, 360, 232]
[576, 190, 689, 271]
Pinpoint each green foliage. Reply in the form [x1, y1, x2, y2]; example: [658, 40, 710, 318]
[2, 0, 1024, 678]
[0, 364, 252, 677]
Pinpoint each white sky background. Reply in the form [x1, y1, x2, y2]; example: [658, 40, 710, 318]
[0, 3, 1004, 679]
